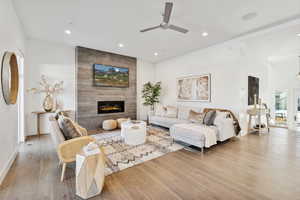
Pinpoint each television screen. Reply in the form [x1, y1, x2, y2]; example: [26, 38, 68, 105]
[93, 64, 129, 87]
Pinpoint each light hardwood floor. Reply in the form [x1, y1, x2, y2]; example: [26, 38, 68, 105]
[1, 128, 300, 200]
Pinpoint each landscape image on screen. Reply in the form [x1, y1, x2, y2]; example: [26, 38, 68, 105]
[93, 64, 129, 87]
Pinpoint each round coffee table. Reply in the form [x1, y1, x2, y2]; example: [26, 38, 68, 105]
[121, 120, 147, 145]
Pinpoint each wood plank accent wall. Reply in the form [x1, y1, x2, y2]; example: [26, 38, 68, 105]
[76, 46, 137, 130]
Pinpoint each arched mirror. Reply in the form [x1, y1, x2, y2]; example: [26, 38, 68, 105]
[1, 52, 19, 105]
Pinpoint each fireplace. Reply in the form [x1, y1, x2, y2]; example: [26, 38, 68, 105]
[98, 101, 125, 114]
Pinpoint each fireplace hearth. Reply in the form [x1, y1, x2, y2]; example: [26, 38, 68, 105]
[98, 101, 125, 114]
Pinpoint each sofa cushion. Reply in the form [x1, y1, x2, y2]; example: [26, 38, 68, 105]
[188, 110, 204, 123]
[165, 106, 178, 118]
[49, 119, 66, 148]
[203, 110, 216, 126]
[155, 104, 166, 116]
[171, 123, 206, 140]
[150, 115, 188, 128]
[178, 106, 202, 120]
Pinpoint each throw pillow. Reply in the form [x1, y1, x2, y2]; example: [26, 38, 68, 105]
[188, 110, 205, 123]
[54, 110, 70, 120]
[178, 106, 193, 120]
[216, 111, 228, 119]
[178, 106, 202, 120]
[58, 116, 81, 140]
[214, 111, 227, 126]
[72, 120, 88, 136]
[214, 112, 234, 127]
[57, 115, 66, 135]
[164, 106, 178, 118]
[54, 110, 62, 120]
[155, 104, 166, 116]
[203, 110, 217, 126]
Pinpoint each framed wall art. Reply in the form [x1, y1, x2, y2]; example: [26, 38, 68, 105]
[177, 74, 211, 102]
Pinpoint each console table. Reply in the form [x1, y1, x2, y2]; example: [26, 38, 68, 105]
[32, 110, 71, 135]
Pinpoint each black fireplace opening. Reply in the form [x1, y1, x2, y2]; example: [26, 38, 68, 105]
[98, 101, 125, 114]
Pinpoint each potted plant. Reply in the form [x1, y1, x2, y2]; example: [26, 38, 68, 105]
[142, 81, 162, 111]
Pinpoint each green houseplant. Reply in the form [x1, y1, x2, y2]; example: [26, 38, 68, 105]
[142, 82, 162, 111]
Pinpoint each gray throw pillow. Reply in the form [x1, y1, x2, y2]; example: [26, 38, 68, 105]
[58, 116, 81, 140]
[203, 111, 217, 126]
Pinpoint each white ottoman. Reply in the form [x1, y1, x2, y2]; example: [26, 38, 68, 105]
[121, 120, 147, 145]
[102, 119, 117, 131]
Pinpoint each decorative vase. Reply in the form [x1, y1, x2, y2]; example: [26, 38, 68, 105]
[43, 94, 54, 112]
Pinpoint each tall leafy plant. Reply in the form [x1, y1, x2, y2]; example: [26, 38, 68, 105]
[142, 82, 162, 110]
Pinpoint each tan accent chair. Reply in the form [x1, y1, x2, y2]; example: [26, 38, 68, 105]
[49, 116, 96, 182]
[58, 136, 95, 182]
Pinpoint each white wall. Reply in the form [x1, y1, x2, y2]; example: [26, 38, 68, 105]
[137, 59, 155, 120]
[155, 40, 269, 135]
[24, 41, 155, 133]
[0, 0, 25, 184]
[24, 39, 75, 135]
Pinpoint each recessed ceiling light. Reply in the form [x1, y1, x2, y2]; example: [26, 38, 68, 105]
[202, 32, 208, 37]
[64, 30, 71, 35]
[118, 43, 124, 48]
[154, 52, 158, 56]
[297, 33, 300, 37]
[242, 12, 258, 21]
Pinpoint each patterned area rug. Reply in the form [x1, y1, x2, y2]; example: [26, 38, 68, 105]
[92, 126, 184, 176]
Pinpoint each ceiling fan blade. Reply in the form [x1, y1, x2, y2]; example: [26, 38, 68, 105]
[168, 24, 189, 34]
[163, 2, 173, 23]
[140, 25, 161, 33]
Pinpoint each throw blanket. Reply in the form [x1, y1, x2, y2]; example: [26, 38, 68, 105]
[203, 108, 241, 136]
[173, 123, 217, 148]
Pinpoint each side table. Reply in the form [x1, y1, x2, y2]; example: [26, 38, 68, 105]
[76, 148, 105, 199]
[121, 120, 147, 145]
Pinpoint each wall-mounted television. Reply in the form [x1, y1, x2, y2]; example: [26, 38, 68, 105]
[93, 64, 129, 87]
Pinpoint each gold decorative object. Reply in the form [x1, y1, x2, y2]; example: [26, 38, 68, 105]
[27, 75, 63, 112]
[43, 94, 54, 112]
[1, 52, 19, 105]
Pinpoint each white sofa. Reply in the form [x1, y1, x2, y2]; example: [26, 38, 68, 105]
[149, 106, 202, 128]
[149, 106, 237, 151]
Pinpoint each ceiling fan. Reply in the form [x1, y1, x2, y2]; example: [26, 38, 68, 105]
[140, 2, 189, 34]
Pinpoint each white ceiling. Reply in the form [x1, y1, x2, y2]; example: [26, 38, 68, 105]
[243, 23, 300, 62]
[13, 0, 300, 63]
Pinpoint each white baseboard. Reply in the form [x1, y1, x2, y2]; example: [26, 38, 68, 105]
[0, 147, 19, 185]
